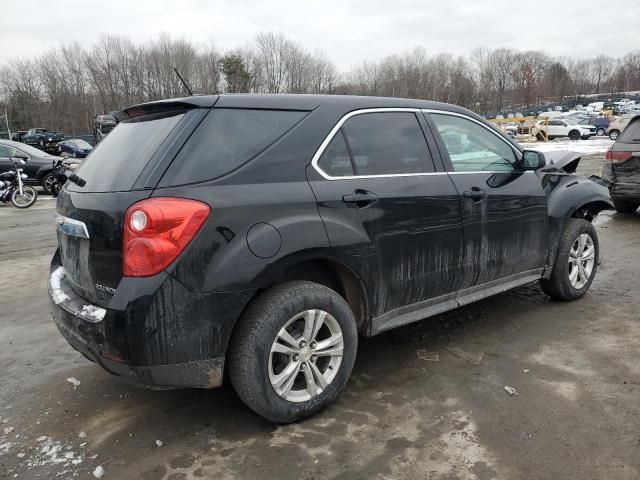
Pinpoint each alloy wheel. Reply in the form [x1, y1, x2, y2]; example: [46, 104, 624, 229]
[268, 309, 344, 402]
[43, 175, 56, 192]
[568, 233, 595, 289]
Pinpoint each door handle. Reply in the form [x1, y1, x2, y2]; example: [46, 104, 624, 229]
[463, 188, 487, 201]
[342, 189, 378, 208]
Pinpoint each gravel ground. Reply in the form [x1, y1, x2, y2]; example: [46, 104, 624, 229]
[1, 143, 639, 480]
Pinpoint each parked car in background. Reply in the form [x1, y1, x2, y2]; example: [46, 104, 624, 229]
[11, 131, 27, 142]
[602, 115, 640, 213]
[532, 118, 596, 140]
[607, 114, 637, 140]
[578, 117, 610, 136]
[0, 140, 68, 193]
[49, 94, 612, 423]
[57, 139, 93, 158]
[22, 128, 64, 152]
[93, 113, 118, 144]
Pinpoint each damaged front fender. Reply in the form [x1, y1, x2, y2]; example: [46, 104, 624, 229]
[540, 151, 583, 174]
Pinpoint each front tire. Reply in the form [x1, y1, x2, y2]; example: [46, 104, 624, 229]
[569, 130, 580, 140]
[228, 281, 358, 423]
[541, 219, 598, 301]
[596, 128, 605, 136]
[11, 186, 38, 208]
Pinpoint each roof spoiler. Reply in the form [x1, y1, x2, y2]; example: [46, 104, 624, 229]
[116, 95, 219, 122]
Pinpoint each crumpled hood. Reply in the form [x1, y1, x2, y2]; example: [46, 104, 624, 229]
[541, 151, 582, 173]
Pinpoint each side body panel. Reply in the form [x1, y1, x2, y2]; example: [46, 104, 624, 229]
[423, 111, 549, 286]
[307, 170, 464, 318]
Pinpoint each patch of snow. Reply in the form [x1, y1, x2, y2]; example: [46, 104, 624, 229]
[78, 431, 87, 438]
[17, 452, 25, 458]
[49, 267, 70, 305]
[0, 442, 13, 455]
[67, 377, 81, 389]
[4, 426, 14, 435]
[155, 439, 164, 447]
[93, 465, 105, 478]
[523, 137, 614, 155]
[79, 304, 106, 322]
[504, 385, 520, 396]
[28, 437, 85, 468]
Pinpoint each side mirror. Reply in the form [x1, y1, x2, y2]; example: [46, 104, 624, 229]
[522, 150, 545, 170]
[11, 156, 27, 165]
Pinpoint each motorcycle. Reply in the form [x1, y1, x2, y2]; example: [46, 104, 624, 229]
[0, 158, 38, 209]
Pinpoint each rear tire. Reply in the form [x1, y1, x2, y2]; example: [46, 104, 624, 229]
[596, 128, 605, 136]
[540, 219, 598, 301]
[42, 172, 56, 194]
[228, 281, 358, 423]
[613, 199, 638, 213]
[609, 129, 620, 140]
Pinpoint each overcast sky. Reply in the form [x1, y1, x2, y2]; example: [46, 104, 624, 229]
[2, 0, 639, 70]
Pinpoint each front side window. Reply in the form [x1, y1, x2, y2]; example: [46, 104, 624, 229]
[430, 113, 517, 172]
[340, 112, 435, 176]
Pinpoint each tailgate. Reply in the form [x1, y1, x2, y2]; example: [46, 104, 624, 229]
[56, 189, 151, 307]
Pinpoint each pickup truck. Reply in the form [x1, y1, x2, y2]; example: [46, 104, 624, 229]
[22, 128, 64, 152]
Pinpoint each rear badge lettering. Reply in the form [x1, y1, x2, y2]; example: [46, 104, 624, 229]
[95, 284, 116, 295]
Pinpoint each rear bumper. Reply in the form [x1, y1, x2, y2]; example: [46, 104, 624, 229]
[610, 181, 640, 202]
[48, 259, 255, 389]
[52, 303, 225, 389]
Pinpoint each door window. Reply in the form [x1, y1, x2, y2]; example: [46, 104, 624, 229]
[0, 145, 15, 158]
[431, 113, 517, 172]
[341, 112, 434, 175]
[317, 131, 355, 177]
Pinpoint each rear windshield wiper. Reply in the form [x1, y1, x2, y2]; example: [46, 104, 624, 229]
[67, 172, 86, 187]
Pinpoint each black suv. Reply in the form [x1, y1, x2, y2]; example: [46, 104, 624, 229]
[49, 95, 612, 423]
[602, 115, 640, 213]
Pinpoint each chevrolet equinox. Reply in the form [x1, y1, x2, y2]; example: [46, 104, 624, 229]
[49, 94, 613, 422]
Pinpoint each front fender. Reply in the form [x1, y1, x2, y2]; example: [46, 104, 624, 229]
[541, 173, 613, 275]
[545, 174, 613, 219]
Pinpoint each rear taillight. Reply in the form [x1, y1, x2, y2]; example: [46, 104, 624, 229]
[604, 150, 633, 163]
[123, 197, 211, 277]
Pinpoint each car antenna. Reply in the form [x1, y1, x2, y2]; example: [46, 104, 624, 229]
[173, 67, 193, 96]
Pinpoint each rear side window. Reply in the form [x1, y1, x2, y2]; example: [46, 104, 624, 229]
[162, 108, 306, 185]
[341, 112, 434, 175]
[69, 111, 186, 192]
[618, 117, 640, 143]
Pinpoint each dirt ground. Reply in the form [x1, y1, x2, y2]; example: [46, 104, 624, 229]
[1, 139, 639, 480]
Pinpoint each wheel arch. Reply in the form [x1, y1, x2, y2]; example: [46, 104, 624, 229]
[250, 254, 371, 334]
[570, 200, 614, 222]
[547, 176, 614, 221]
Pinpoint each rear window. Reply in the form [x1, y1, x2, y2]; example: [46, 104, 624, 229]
[160, 108, 306, 186]
[68, 111, 186, 192]
[618, 117, 640, 143]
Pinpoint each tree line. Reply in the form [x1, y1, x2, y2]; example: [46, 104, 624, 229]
[1, 32, 639, 133]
